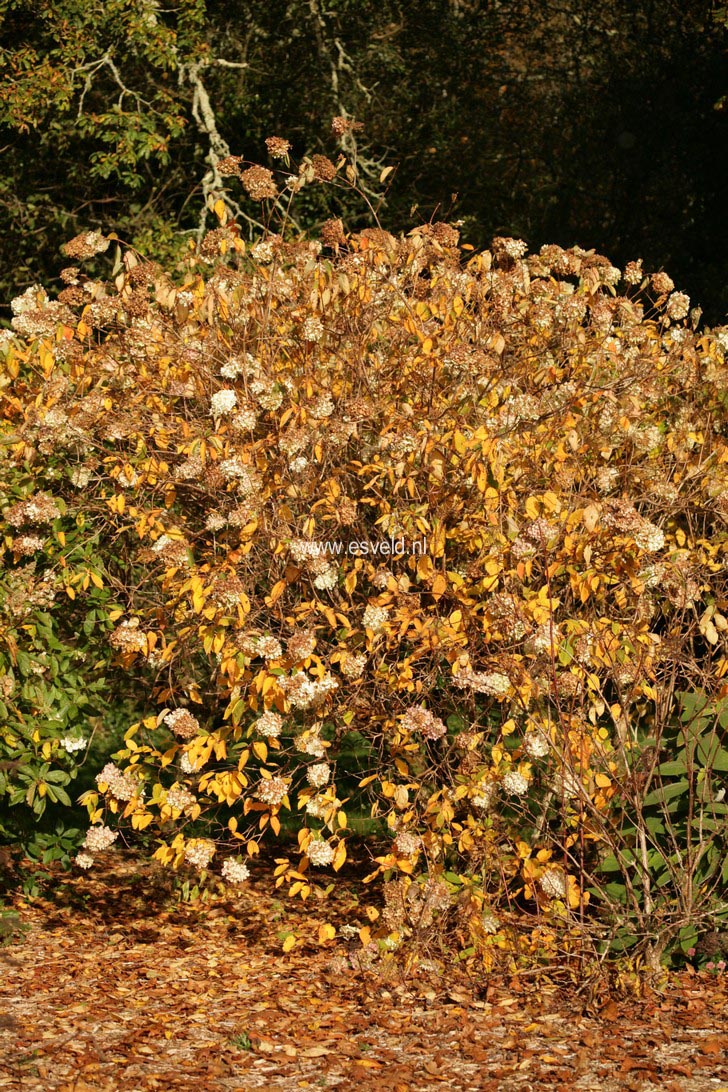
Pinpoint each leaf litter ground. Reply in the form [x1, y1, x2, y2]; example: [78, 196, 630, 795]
[1, 852, 726, 1092]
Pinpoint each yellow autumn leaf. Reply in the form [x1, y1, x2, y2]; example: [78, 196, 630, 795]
[333, 840, 347, 871]
[431, 573, 448, 600]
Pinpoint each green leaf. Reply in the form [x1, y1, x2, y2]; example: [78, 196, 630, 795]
[644, 780, 690, 807]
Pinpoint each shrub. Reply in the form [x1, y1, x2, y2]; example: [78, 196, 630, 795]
[1, 153, 727, 967]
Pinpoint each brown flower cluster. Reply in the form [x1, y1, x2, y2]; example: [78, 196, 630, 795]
[240, 165, 278, 200]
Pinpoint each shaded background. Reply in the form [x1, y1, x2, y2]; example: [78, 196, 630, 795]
[1, 0, 727, 321]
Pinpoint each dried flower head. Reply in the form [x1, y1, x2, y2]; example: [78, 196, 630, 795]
[62, 231, 111, 260]
[210, 388, 238, 417]
[400, 705, 447, 740]
[265, 136, 291, 159]
[650, 271, 675, 296]
[240, 165, 278, 200]
[256, 775, 289, 806]
[666, 291, 690, 321]
[164, 708, 201, 740]
[96, 762, 138, 801]
[312, 154, 337, 182]
[217, 155, 242, 176]
[320, 217, 346, 248]
[331, 116, 363, 137]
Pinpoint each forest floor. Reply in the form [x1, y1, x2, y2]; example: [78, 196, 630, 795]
[0, 851, 726, 1092]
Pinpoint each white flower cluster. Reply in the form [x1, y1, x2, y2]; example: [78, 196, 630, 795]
[151, 534, 172, 554]
[279, 671, 338, 710]
[400, 705, 447, 741]
[494, 237, 528, 260]
[295, 728, 326, 758]
[287, 629, 317, 661]
[166, 786, 196, 811]
[631, 425, 662, 453]
[11, 284, 48, 315]
[251, 378, 284, 412]
[218, 458, 260, 492]
[184, 839, 216, 869]
[61, 735, 87, 754]
[210, 388, 237, 417]
[5, 493, 62, 527]
[205, 512, 227, 532]
[312, 395, 334, 418]
[666, 291, 690, 321]
[83, 825, 118, 852]
[302, 315, 324, 342]
[306, 795, 329, 819]
[74, 851, 95, 870]
[502, 769, 530, 797]
[362, 604, 389, 633]
[179, 752, 200, 774]
[220, 357, 245, 379]
[552, 770, 582, 799]
[256, 776, 289, 806]
[596, 466, 619, 494]
[117, 466, 139, 488]
[472, 782, 497, 812]
[109, 617, 147, 654]
[523, 732, 550, 760]
[306, 762, 331, 789]
[96, 762, 137, 801]
[232, 406, 258, 431]
[307, 838, 335, 866]
[481, 912, 501, 935]
[530, 624, 556, 655]
[175, 454, 204, 481]
[341, 653, 367, 679]
[539, 869, 568, 899]
[164, 708, 201, 740]
[289, 538, 320, 562]
[222, 857, 250, 884]
[623, 259, 644, 285]
[456, 669, 511, 697]
[71, 466, 91, 489]
[256, 711, 284, 738]
[13, 535, 45, 556]
[394, 832, 421, 857]
[313, 564, 338, 591]
[633, 522, 665, 553]
[238, 634, 283, 660]
[289, 456, 309, 473]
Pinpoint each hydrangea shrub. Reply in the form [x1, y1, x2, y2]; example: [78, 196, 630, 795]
[2, 150, 727, 964]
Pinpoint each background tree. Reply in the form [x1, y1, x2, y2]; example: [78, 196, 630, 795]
[1, 0, 727, 318]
